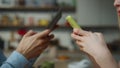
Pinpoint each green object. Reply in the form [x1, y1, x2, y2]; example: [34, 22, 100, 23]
[72, 0, 76, 7]
[66, 15, 81, 29]
[41, 61, 54, 68]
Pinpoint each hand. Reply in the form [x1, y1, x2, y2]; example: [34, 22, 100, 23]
[71, 28, 118, 68]
[71, 28, 108, 56]
[16, 30, 54, 60]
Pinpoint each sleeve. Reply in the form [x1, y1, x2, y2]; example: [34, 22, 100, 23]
[0, 49, 6, 66]
[0, 51, 29, 68]
[28, 57, 38, 68]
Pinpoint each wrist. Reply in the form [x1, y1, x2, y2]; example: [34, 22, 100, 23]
[90, 44, 110, 58]
[93, 47, 112, 61]
[16, 49, 28, 59]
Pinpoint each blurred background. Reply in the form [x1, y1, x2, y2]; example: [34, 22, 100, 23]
[0, 0, 119, 68]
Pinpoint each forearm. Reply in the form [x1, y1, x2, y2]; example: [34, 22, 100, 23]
[93, 49, 118, 68]
[87, 54, 100, 68]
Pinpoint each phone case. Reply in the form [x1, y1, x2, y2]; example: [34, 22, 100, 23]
[46, 8, 62, 30]
[66, 15, 81, 29]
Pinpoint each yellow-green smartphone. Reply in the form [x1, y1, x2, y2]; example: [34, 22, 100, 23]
[66, 15, 81, 29]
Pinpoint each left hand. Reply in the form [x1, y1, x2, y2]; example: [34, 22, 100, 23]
[16, 30, 54, 60]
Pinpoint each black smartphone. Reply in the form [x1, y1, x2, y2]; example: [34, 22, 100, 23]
[46, 8, 62, 31]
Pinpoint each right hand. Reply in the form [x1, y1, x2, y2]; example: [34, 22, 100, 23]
[71, 28, 108, 57]
[16, 30, 54, 60]
[71, 29, 118, 68]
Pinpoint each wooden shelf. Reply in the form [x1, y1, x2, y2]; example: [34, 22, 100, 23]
[0, 7, 76, 12]
[0, 26, 119, 31]
[0, 26, 46, 31]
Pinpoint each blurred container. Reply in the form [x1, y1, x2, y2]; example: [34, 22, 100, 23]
[68, 59, 91, 68]
[39, 0, 56, 7]
[29, 17, 34, 26]
[18, 0, 25, 7]
[25, 0, 38, 7]
[0, 0, 16, 8]
[12, 15, 21, 26]
[0, 14, 11, 26]
[40, 61, 54, 68]
[38, 19, 49, 26]
[25, 0, 56, 8]
[57, 0, 75, 7]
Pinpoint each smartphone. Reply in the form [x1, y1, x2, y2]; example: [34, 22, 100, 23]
[46, 8, 62, 31]
[66, 15, 81, 29]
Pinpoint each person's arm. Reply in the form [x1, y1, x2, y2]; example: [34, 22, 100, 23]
[0, 29, 54, 68]
[16, 30, 54, 60]
[0, 48, 37, 68]
[71, 28, 119, 68]
[0, 51, 29, 68]
[87, 47, 118, 68]
[93, 49, 118, 68]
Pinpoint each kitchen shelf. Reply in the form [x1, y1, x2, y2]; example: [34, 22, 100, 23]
[0, 26, 119, 31]
[0, 26, 46, 31]
[0, 7, 76, 12]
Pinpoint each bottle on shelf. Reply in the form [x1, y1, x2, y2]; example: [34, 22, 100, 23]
[12, 15, 22, 26]
[0, 14, 11, 26]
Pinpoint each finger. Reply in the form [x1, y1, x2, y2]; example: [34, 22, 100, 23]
[35, 44, 49, 53]
[39, 40, 50, 46]
[40, 34, 54, 44]
[73, 28, 89, 36]
[71, 33, 83, 41]
[35, 29, 51, 38]
[41, 45, 48, 50]
[24, 30, 36, 37]
[33, 43, 49, 57]
[45, 34, 54, 40]
[34, 46, 46, 57]
[76, 41, 84, 50]
[42, 34, 54, 41]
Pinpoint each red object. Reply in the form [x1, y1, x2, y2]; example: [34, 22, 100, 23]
[17, 29, 27, 36]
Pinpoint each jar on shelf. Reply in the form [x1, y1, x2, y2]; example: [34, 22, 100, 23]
[18, 0, 25, 7]
[38, 19, 49, 27]
[39, 0, 56, 8]
[0, 14, 11, 26]
[0, 0, 16, 8]
[12, 15, 22, 26]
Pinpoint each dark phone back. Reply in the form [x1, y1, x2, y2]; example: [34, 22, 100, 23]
[46, 8, 62, 30]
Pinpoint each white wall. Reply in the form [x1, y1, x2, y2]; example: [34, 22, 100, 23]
[76, 0, 118, 26]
